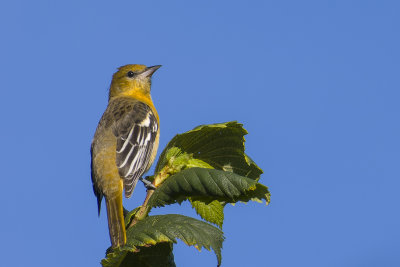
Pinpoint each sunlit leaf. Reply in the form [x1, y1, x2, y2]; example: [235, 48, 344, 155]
[155, 121, 263, 180]
[148, 168, 270, 208]
[102, 214, 224, 266]
[190, 198, 224, 228]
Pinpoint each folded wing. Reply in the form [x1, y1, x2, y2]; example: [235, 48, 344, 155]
[112, 100, 158, 198]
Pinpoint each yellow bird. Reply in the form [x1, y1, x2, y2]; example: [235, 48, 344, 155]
[91, 64, 161, 247]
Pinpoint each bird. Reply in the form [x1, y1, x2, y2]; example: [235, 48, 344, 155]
[91, 64, 161, 248]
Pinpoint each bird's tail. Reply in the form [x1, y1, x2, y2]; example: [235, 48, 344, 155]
[105, 195, 126, 248]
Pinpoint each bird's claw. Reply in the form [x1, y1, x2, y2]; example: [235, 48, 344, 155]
[140, 177, 156, 190]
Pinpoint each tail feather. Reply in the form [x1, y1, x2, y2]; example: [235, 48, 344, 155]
[106, 195, 126, 248]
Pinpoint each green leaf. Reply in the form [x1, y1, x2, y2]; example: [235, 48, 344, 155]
[102, 242, 176, 267]
[102, 121, 270, 266]
[101, 249, 128, 267]
[155, 121, 263, 180]
[246, 183, 271, 204]
[124, 207, 140, 228]
[152, 122, 266, 228]
[244, 153, 264, 181]
[148, 168, 270, 208]
[102, 214, 224, 266]
[190, 198, 224, 228]
[128, 214, 224, 261]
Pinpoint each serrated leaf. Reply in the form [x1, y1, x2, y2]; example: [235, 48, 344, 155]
[190, 198, 224, 228]
[161, 146, 214, 170]
[102, 242, 175, 267]
[246, 183, 271, 204]
[152, 146, 214, 187]
[152, 122, 266, 228]
[105, 242, 176, 267]
[155, 121, 263, 180]
[190, 182, 270, 229]
[101, 249, 128, 267]
[120, 214, 225, 266]
[102, 121, 270, 266]
[103, 215, 223, 266]
[244, 153, 264, 181]
[148, 168, 270, 208]
[124, 207, 140, 228]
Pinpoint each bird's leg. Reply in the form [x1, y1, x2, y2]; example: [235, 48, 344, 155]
[140, 177, 156, 190]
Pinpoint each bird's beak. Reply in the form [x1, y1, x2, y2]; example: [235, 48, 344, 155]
[141, 65, 162, 78]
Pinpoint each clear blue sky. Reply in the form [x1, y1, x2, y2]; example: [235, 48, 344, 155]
[1, 1, 399, 266]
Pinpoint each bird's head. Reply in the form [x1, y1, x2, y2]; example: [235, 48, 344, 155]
[109, 64, 161, 99]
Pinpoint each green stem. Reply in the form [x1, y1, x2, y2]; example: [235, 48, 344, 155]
[128, 166, 171, 228]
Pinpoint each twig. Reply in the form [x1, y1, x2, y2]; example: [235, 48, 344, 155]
[128, 189, 155, 228]
[128, 166, 171, 228]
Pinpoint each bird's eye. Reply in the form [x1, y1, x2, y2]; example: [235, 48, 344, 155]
[127, 71, 135, 78]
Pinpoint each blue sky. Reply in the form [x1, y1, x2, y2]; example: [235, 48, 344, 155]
[1, 1, 399, 266]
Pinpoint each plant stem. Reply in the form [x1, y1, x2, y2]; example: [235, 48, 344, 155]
[127, 166, 172, 228]
[128, 189, 154, 228]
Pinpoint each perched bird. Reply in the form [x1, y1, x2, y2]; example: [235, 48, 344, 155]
[91, 64, 161, 248]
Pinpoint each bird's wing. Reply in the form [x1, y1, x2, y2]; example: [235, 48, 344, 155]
[111, 99, 158, 198]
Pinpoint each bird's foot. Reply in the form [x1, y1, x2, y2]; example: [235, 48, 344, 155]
[140, 177, 156, 190]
